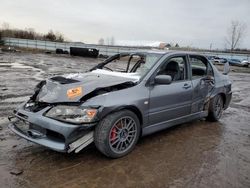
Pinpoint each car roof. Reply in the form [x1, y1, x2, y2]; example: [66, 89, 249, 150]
[119, 50, 206, 57]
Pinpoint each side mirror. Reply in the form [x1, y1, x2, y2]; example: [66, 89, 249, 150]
[223, 61, 230, 75]
[154, 75, 172, 85]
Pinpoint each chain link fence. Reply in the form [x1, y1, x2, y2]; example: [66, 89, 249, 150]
[2, 37, 145, 56]
[2, 37, 250, 60]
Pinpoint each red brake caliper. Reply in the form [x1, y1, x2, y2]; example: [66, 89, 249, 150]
[110, 127, 117, 143]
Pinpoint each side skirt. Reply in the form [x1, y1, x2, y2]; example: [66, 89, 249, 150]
[142, 111, 208, 136]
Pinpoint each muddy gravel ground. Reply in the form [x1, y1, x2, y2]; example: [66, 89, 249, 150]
[0, 52, 250, 188]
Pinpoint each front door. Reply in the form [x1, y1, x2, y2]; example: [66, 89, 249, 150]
[148, 55, 193, 126]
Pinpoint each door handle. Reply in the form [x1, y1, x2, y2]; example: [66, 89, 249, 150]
[183, 83, 191, 89]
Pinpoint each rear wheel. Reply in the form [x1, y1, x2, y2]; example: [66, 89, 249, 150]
[94, 110, 140, 158]
[206, 95, 224, 122]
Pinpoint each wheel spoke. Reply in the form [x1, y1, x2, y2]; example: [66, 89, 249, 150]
[125, 119, 132, 129]
[119, 142, 123, 151]
[120, 119, 124, 128]
[128, 130, 136, 134]
[124, 140, 129, 147]
[215, 97, 223, 117]
[122, 118, 127, 129]
[112, 130, 119, 135]
[116, 141, 122, 150]
[115, 124, 122, 130]
[127, 122, 135, 131]
[128, 133, 134, 138]
[127, 137, 133, 144]
[111, 138, 120, 146]
[111, 134, 119, 141]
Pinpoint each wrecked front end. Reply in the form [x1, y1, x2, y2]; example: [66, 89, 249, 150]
[8, 101, 98, 153]
[8, 71, 137, 153]
[8, 77, 97, 153]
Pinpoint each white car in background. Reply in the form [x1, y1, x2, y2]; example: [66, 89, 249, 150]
[227, 58, 249, 67]
[241, 59, 249, 67]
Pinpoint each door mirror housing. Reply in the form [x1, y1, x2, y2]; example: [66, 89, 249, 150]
[154, 75, 172, 85]
[223, 61, 230, 75]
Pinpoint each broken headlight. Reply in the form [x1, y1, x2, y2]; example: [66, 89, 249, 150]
[45, 105, 98, 124]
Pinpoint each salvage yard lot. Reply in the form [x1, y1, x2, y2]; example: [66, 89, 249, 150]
[0, 52, 250, 188]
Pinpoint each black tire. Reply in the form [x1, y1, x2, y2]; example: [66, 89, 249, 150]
[206, 95, 224, 122]
[94, 110, 140, 158]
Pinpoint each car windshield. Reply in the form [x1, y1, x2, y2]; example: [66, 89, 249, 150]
[91, 53, 162, 80]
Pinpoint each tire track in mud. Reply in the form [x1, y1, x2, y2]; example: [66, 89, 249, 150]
[0, 60, 45, 81]
[230, 103, 250, 112]
[0, 94, 32, 113]
[0, 93, 32, 101]
[0, 60, 43, 118]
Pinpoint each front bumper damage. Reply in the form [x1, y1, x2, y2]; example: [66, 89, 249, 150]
[8, 103, 96, 153]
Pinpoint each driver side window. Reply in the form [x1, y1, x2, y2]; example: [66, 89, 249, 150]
[157, 56, 187, 82]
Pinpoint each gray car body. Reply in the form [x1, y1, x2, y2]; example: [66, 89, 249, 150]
[9, 51, 232, 152]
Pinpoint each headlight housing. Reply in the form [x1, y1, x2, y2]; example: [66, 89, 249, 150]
[45, 105, 98, 124]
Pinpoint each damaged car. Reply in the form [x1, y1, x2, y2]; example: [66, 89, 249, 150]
[8, 51, 232, 158]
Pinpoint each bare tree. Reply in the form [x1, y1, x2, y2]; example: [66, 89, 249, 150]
[55, 31, 64, 42]
[98, 38, 104, 45]
[44, 30, 56, 41]
[226, 20, 247, 51]
[0, 22, 67, 41]
[105, 37, 110, 45]
[110, 36, 115, 46]
[2, 22, 10, 30]
[0, 31, 4, 45]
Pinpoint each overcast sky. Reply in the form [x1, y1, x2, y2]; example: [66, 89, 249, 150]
[1, 0, 249, 49]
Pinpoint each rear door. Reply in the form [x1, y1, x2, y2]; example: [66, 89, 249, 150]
[148, 55, 193, 125]
[189, 55, 214, 113]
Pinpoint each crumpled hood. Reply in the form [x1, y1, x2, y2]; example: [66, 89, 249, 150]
[36, 70, 139, 103]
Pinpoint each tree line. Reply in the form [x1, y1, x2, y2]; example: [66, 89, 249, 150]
[0, 23, 65, 42]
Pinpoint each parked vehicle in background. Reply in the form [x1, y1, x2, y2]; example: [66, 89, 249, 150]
[206, 55, 216, 61]
[213, 57, 227, 64]
[227, 58, 249, 67]
[206, 55, 249, 67]
[241, 59, 249, 67]
[1, 47, 20, 53]
[70, 47, 99, 58]
[206, 56, 227, 65]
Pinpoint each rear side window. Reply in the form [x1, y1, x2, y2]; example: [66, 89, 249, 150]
[189, 55, 213, 79]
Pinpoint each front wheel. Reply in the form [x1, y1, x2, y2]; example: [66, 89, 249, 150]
[206, 95, 224, 122]
[94, 110, 140, 158]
